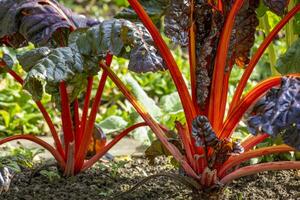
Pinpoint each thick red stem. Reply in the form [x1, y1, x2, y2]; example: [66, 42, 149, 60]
[209, 0, 244, 130]
[73, 98, 80, 146]
[76, 76, 93, 152]
[59, 82, 75, 155]
[242, 134, 269, 151]
[220, 161, 300, 184]
[74, 55, 113, 172]
[0, 135, 65, 169]
[229, 4, 300, 112]
[218, 145, 294, 178]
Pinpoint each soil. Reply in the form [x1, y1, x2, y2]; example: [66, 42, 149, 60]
[1, 157, 300, 200]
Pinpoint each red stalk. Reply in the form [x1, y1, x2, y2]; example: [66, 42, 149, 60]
[209, 0, 244, 130]
[220, 161, 300, 184]
[218, 145, 294, 177]
[217, 0, 223, 12]
[76, 76, 93, 152]
[74, 55, 113, 172]
[7, 69, 24, 85]
[100, 63, 199, 179]
[82, 122, 148, 171]
[218, 76, 282, 140]
[1, 62, 64, 157]
[127, 0, 197, 130]
[242, 134, 269, 151]
[73, 98, 80, 146]
[229, 4, 300, 112]
[189, 0, 198, 113]
[0, 135, 65, 169]
[59, 82, 75, 155]
[35, 101, 65, 157]
[217, 71, 230, 130]
[175, 122, 197, 171]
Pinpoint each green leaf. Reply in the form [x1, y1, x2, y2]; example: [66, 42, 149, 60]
[0, 110, 10, 127]
[124, 74, 162, 118]
[256, 0, 268, 17]
[69, 19, 166, 73]
[17, 47, 96, 103]
[159, 92, 182, 114]
[98, 116, 128, 134]
[276, 39, 300, 74]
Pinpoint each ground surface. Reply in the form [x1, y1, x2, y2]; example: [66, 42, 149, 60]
[1, 157, 300, 200]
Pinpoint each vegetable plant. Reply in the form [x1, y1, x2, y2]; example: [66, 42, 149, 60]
[0, 0, 299, 195]
[111, 0, 300, 191]
[0, 0, 166, 176]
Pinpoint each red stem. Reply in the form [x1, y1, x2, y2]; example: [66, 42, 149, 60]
[220, 161, 300, 184]
[189, 0, 198, 113]
[7, 69, 24, 85]
[127, 0, 197, 131]
[73, 98, 80, 146]
[209, 0, 244, 130]
[82, 122, 148, 171]
[59, 82, 75, 155]
[218, 145, 294, 178]
[0, 135, 65, 169]
[76, 76, 93, 152]
[217, 71, 230, 131]
[229, 4, 300, 112]
[242, 134, 269, 151]
[1, 63, 64, 157]
[218, 76, 282, 140]
[35, 101, 65, 157]
[100, 63, 200, 179]
[74, 55, 113, 172]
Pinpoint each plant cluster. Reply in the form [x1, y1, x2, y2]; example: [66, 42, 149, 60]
[0, 0, 299, 195]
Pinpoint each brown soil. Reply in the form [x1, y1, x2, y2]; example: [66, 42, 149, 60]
[1, 157, 300, 200]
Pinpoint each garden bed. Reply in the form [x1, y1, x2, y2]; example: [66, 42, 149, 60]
[2, 157, 300, 200]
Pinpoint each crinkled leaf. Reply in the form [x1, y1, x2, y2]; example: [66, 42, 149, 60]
[17, 47, 96, 103]
[228, 0, 259, 68]
[276, 39, 300, 74]
[0, 0, 100, 47]
[69, 19, 166, 73]
[195, 2, 223, 108]
[115, 0, 170, 26]
[263, 0, 289, 16]
[164, 0, 191, 47]
[247, 77, 300, 150]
